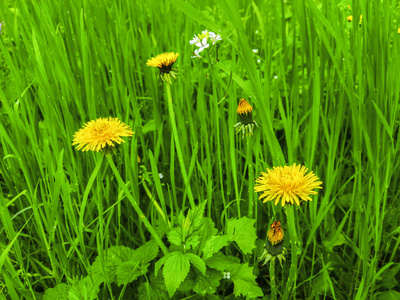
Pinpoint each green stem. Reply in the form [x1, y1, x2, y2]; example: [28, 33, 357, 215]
[106, 155, 169, 255]
[142, 179, 170, 228]
[283, 205, 299, 300]
[270, 257, 277, 300]
[165, 83, 195, 209]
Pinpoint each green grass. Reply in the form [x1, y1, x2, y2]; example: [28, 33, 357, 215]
[1, 0, 400, 299]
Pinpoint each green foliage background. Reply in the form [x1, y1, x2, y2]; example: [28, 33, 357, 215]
[0, 0, 400, 299]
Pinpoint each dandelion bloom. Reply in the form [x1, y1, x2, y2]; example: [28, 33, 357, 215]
[267, 220, 284, 245]
[72, 117, 134, 152]
[255, 163, 322, 207]
[234, 98, 258, 138]
[146, 52, 179, 84]
[260, 220, 286, 266]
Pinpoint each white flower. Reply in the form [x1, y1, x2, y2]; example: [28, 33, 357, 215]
[159, 173, 163, 179]
[195, 37, 210, 53]
[223, 272, 231, 279]
[189, 29, 222, 59]
[191, 49, 202, 58]
[252, 49, 258, 53]
[189, 34, 200, 45]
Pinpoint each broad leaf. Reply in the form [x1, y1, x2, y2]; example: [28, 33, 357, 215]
[116, 261, 150, 286]
[205, 252, 240, 271]
[43, 283, 70, 300]
[193, 270, 222, 295]
[162, 251, 191, 297]
[202, 235, 233, 260]
[167, 228, 183, 246]
[185, 253, 206, 276]
[227, 217, 257, 254]
[230, 264, 263, 298]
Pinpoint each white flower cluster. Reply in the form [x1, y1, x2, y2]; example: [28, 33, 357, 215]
[189, 30, 222, 58]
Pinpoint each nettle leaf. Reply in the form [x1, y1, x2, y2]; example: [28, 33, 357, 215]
[187, 200, 207, 231]
[197, 217, 218, 251]
[230, 264, 263, 298]
[185, 235, 200, 249]
[138, 272, 169, 300]
[227, 217, 257, 254]
[116, 261, 150, 286]
[167, 228, 183, 246]
[43, 283, 70, 300]
[205, 252, 240, 271]
[162, 252, 191, 297]
[89, 246, 135, 284]
[193, 269, 222, 295]
[202, 235, 233, 260]
[68, 277, 99, 300]
[185, 253, 206, 275]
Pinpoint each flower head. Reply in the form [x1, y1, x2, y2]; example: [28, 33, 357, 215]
[234, 99, 259, 138]
[146, 52, 179, 84]
[267, 220, 284, 245]
[190, 30, 221, 59]
[72, 117, 134, 152]
[255, 163, 322, 206]
[259, 220, 286, 266]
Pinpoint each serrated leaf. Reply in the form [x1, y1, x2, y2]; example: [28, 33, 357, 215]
[163, 251, 191, 297]
[131, 240, 159, 263]
[138, 272, 169, 300]
[185, 235, 200, 249]
[43, 283, 70, 300]
[227, 217, 257, 254]
[68, 277, 99, 300]
[231, 264, 263, 298]
[188, 200, 207, 231]
[193, 270, 222, 295]
[185, 253, 206, 276]
[202, 235, 233, 260]
[89, 246, 135, 284]
[116, 261, 149, 286]
[197, 217, 218, 251]
[155, 255, 168, 277]
[205, 252, 240, 271]
[167, 228, 183, 246]
[376, 290, 400, 300]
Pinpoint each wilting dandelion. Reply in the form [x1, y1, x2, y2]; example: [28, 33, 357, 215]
[234, 98, 259, 138]
[72, 117, 134, 152]
[259, 220, 286, 266]
[255, 163, 322, 207]
[146, 52, 179, 84]
[190, 30, 222, 59]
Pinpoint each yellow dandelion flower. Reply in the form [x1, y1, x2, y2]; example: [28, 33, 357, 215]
[267, 220, 284, 245]
[147, 52, 179, 84]
[347, 15, 353, 22]
[254, 163, 322, 207]
[72, 117, 134, 152]
[398, 28, 400, 34]
[237, 98, 253, 115]
[234, 98, 258, 138]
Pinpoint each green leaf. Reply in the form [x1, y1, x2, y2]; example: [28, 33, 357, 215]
[227, 217, 257, 254]
[193, 270, 222, 295]
[68, 277, 99, 300]
[230, 264, 263, 298]
[167, 228, 183, 246]
[163, 251, 191, 297]
[202, 235, 233, 260]
[377, 290, 400, 300]
[185, 253, 206, 276]
[116, 261, 150, 286]
[197, 217, 218, 252]
[43, 283, 70, 300]
[187, 200, 207, 231]
[89, 246, 135, 284]
[185, 235, 200, 249]
[205, 252, 240, 271]
[138, 273, 169, 300]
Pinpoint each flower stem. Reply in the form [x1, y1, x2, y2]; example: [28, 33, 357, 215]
[106, 155, 169, 255]
[270, 257, 277, 300]
[283, 205, 299, 300]
[165, 83, 195, 209]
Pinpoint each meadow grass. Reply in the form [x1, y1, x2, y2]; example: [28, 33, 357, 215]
[0, 0, 399, 299]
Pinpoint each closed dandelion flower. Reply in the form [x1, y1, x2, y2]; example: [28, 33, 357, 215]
[234, 98, 259, 138]
[146, 52, 179, 84]
[255, 163, 322, 207]
[72, 117, 134, 152]
[259, 220, 286, 267]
